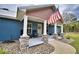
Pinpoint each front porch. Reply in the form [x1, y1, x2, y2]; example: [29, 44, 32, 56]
[19, 15, 64, 53]
[21, 16, 64, 38]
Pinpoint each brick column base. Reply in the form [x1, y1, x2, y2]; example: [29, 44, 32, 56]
[42, 35, 48, 44]
[19, 36, 29, 54]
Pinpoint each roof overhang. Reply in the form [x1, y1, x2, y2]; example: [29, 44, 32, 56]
[18, 4, 55, 12]
[0, 4, 58, 22]
[17, 4, 56, 21]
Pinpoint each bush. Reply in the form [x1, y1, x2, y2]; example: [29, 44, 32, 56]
[65, 34, 70, 39]
[66, 36, 70, 39]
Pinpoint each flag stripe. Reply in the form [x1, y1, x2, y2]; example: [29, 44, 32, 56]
[48, 10, 62, 24]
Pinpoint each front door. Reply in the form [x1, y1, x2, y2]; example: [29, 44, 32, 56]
[47, 25, 54, 35]
[32, 22, 38, 37]
[57, 26, 61, 35]
[37, 24, 42, 36]
[27, 23, 32, 36]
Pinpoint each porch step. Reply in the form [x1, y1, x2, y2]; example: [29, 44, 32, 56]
[29, 37, 44, 47]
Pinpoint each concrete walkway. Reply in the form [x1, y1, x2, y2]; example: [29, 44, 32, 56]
[29, 36, 76, 54]
[48, 39, 76, 54]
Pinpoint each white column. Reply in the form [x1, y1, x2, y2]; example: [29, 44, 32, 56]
[43, 20, 47, 35]
[61, 25, 63, 33]
[54, 23, 57, 34]
[22, 15, 28, 37]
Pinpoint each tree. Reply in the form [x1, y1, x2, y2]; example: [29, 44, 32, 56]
[63, 12, 77, 24]
[63, 12, 77, 32]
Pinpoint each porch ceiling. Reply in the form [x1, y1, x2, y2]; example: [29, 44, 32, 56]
[28, 16, 63, 24]
[28, 16, 44, 23]
[26, 7, 54, 20]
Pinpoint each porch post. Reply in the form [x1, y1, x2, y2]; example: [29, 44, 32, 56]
[61, 25, 63, 33]
[60, 24, 64, 38]
[43, 20, 47, 35]
[54, 23, 57, 34]
[42, 20, 48, 44]
[22, 15, 28, 37]
[19, 15, 29, 53]
[53, 23, 58, 39]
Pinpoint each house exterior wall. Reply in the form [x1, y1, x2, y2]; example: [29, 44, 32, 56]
[0, 18, 61, 41]
[0, 18, 22, 41]
[47, 25, 61, 35]
[0, 18, 43, 41]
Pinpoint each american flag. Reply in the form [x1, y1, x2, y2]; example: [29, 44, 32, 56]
[48, 9, 63, 24]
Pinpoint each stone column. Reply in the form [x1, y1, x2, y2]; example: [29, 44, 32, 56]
[42, 20, 48, 44]
[53, 23, 58, 39]
[19, 15, 29, 53]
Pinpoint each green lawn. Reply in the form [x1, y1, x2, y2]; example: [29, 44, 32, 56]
[65, 32, 79, 54]
[0, 48, 8, 54]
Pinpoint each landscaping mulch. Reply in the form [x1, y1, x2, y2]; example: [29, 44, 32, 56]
[0, 40, 54, 54]
[29, 44, 54, 54]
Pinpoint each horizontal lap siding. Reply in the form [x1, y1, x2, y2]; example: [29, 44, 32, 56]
[47, 25, 61, 35]
[0, 18, 22, 41]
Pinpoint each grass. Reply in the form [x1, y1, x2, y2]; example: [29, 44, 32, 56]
[64, 32, 79, 54]
[0, 48, 8, 54]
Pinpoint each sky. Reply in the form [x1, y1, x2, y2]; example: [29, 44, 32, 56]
[0, 4, 79, 19]
[59, 4, 79, 19]
[0, 4, 32, 17]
